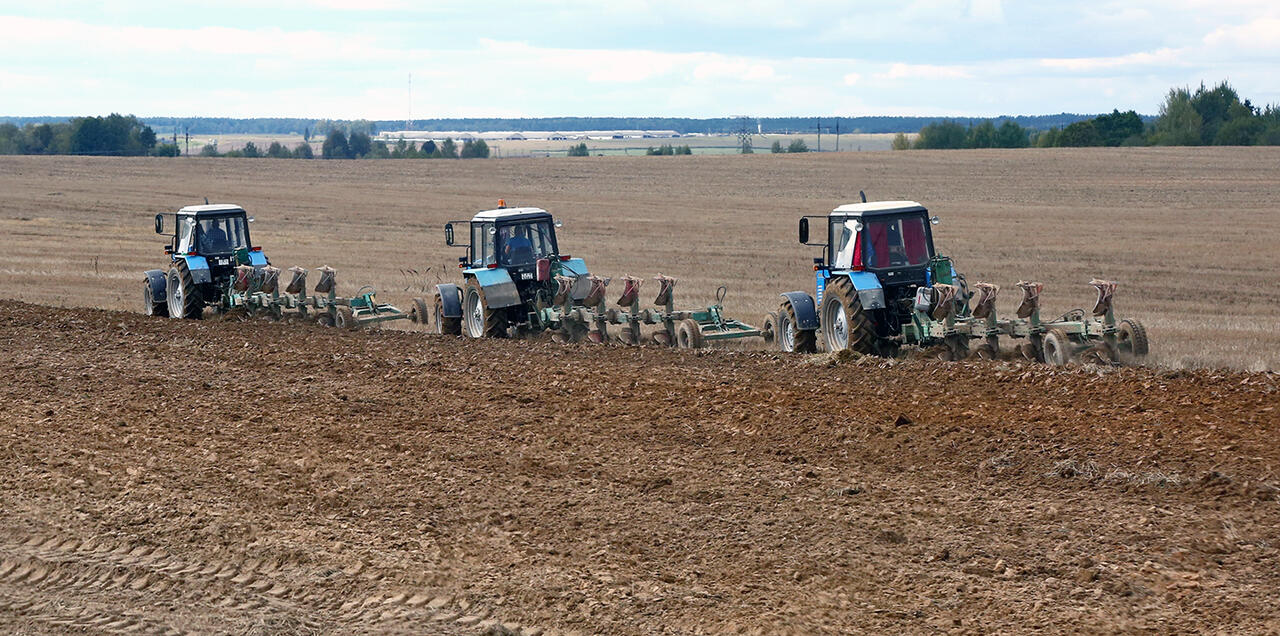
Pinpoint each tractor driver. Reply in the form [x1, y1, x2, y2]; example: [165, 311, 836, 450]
[201, 222, 232, 254]
[502, 225, 535, 264]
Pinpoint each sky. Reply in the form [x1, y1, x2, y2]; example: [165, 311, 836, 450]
[1, 1, 1277, 119]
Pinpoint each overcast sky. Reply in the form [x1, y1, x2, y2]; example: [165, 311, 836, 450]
[2, 1, 1277, 118]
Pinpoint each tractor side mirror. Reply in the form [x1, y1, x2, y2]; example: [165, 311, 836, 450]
[798, 218, 809, 244]
[444, 223, 455, 246]
[247, 216, 255, 223]
[930, 216, 940, 225]
[554, 220, 563, 228]
[154, 213, 164, 234]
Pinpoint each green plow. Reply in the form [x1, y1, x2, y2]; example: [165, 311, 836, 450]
[218, 250, 409, 329]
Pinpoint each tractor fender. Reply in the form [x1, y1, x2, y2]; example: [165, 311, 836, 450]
[144, 269, 167, 298]
[839, 271, 886, 311]
[180, 255, 212, 285]
[248, 250, 269, 267]
[779, 291, 819, 331]
[464, 267, 522, 309]
[435, 283, 463, 318]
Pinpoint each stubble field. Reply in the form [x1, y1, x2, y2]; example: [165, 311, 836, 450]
[0, 148, 1277, 369]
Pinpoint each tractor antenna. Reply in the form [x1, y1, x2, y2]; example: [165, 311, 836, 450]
[859, 190, 867, 203]
[204, 197, 209, 204]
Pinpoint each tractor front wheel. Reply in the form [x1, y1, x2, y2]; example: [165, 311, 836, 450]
[463, 280, 507, 338]
[143, 278, 167, 317]
[820, 276, 877, 355]
[166, 263, 202, 319]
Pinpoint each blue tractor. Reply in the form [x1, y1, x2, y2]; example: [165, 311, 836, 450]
[428, 203, 593, 339]
[776, 197, 940, 355]
[142, 203, 267, 319]
[776, 195, 1150, 365]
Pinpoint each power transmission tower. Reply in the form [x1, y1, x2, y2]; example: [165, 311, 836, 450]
[736, 116, 754, 153]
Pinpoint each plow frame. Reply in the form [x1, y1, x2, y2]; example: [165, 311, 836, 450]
[219, 261, 408, 329]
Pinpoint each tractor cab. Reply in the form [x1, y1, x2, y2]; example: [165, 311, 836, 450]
[156, 204, 261, 272]
[458, 207, 561, 271]
[804, 201, 937, 278]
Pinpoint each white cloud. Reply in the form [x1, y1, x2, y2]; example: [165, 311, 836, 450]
[1039, 47, 1186, 72]
[843, 72, 861, 85]
[876, 63, 973, 80]
[1203, 17, 1280, 51]
[969, 0, 1004, 22]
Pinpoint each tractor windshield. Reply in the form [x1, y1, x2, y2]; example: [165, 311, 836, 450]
[196, 215, 249, 255]
[863, 216, 930, 269]
[497, 220, 557, 265]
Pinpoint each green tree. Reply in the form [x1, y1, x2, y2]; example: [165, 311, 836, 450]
[293, 143, 314, 159]
[912, 120, 968, 149]
[1151, 87, 1203, 146]
[322, 129, 350, 159]
[890, 133, 909, 150]
[460, 138, 490, 158]
[1057, 120, 1102, 147]
[1214, 116, 1264, 145]
[1092, 110, 1144, 146]
[1189, 81, 1243, 145]
[740, 139, 753, 154]
[968, 121, 997, 148]
[567, 142, 589, 156]
[152, 143, 180, 157]
[265, 141, 292, 158]
[993, 121, 1029, 148]
[420, 140, 437, 156]
[242, 142, 261, 158]
[676, 144, 692, 155]
[348, 132, 372, 158]
[438, 138, 458, 158]
[787, 139, 809, 153]
[199, 143, 220, 157]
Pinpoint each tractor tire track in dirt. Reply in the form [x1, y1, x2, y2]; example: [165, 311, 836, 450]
[1, 301, 1278, 633]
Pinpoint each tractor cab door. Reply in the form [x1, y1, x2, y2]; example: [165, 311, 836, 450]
[176, 215, 197, 254]
[470, 221, 496, 267]
[832, 219, 863, 270]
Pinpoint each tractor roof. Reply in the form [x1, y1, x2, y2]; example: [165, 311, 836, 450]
[471, 207, 551, 222]
[831, 201, 926, 216]
[177, 204, 246, 216]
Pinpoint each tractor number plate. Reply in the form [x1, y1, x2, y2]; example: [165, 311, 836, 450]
[520, 273, 534, 280]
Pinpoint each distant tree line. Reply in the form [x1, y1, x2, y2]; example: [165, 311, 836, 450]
[896, 80, 1279, 150]
[1, 114, 1103, 137]
[771, 139, 810, 153]
[0, 114, 173, 156]
[320, 130, 488, 159]
[645, 143, 692, 155]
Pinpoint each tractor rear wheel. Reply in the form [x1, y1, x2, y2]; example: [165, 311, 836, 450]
[1042, 328, 1074, 366]
[776, 300, 816, 353]
[1116, 319, 1149, 362]
[675, 318, 704, 349]
[433, 290, 462, 335]
[143, 278, 167, 317]
[166, 263, 202, 319]
[463, 280, 507, 338]
[820, 276, 877, 355]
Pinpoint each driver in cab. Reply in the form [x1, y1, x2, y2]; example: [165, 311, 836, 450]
[501, 226, 535, 263]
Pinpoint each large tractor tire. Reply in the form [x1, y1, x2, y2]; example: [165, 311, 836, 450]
[143, 278, 167, 317]
[776, 300, 817, 353]
[433, 289, 462, 335]
[819, 276, 878, 355]
[463, 280, 507, 339]
[165, 263, 203, 319]
[1116, 319, 1149, 363]
[1042, 328, 1074, 367]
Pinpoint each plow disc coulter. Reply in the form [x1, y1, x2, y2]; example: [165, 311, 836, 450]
[413, 202, 769, 348]
[778, 196, 1150, 366]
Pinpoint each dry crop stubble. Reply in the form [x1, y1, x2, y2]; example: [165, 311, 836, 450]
[0, 146, 1276, 368]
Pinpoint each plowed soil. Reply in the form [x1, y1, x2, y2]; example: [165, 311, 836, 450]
[2, 302, 1278, 634]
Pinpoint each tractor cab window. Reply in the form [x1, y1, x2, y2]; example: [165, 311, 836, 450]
[863, 216, 930, 268]
[833, 220, 860, 269]
[497, 220, 556, 265]
[177, 216, 197, 253]
[197, 215, 249, 255]
[471, 222, 496, 267]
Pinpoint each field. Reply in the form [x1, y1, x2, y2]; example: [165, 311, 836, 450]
[1, 148, 1277, 369]
[1, 150, 1279, 634]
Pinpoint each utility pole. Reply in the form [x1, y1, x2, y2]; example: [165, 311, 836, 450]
[816, 117, 821, 152]
[835, 119, 841, 152]
[183, 126, 190, 156]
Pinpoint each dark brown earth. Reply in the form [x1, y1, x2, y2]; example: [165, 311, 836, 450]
[1, 302, 1278, 634]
